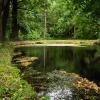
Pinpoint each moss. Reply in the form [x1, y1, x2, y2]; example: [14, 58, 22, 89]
[0, 45, 36, 99]
[40, 96, 50, 100]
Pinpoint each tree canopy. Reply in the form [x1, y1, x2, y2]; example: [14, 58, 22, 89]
[0, 0, 100, 41]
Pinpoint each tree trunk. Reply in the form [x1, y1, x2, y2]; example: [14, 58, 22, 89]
[0, 0, 3, 41]
[44, 9, 47, 39]
[10, 0, 18, 40]
[2, 0, 10, 40]
[0, 0, 10, 41]
[0, 18, 3, 41]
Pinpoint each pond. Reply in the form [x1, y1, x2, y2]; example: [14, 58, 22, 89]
[12, 45, 100, 100]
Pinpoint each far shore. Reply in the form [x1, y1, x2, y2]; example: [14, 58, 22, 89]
[0, 40, 99, 47]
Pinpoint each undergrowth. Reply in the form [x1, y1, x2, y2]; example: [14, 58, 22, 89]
[0, 45, 36, 100]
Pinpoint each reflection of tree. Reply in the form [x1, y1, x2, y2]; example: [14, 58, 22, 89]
[15, 46, 100, 85]
[43, 46, 46, 73]
[73, 47, 100, 84]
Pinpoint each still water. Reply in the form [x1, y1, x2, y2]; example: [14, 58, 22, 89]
[13, 46, 100, 99]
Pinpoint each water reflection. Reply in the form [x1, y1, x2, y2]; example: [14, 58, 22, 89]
[13, 46, 100, 99]
[47, 88, 72, 100]
[43, 47, 46, 73]
[14, 46, 100, 83]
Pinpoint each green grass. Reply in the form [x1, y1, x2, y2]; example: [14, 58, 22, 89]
[0, 45, 36, 99]
[10, 39, 98, 47]
[38, 40, 97, 45]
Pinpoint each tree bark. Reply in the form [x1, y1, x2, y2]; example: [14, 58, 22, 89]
[0, 18, 3, 41]
[44, 9, 47, 39]
[10, 0, 18, 40]
[0, 0, 3, 41]
[2, 0, 10, 40]
[0, 0, 10, 41]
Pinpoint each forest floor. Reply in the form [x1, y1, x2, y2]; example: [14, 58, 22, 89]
[9, 40, 99, 47]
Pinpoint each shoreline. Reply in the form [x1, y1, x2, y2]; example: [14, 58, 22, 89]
[9, 40, 99, 47]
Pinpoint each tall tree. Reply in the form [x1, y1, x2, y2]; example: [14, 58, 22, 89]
[10, 0, 18, 40]
[0, 0, 3, 41]
[0, 0, 10, 41]
[0, 0, 3, 40]
[2, 0, 10, 40]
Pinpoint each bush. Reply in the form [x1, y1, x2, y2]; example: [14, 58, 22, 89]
[27, 31, 42, 40]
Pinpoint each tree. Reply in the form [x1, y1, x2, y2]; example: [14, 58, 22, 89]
[0, 0, 100, 40]
[10, 0, 18, 40]
[0, 0, 10, 41]
[0, 0, 3, 41]
[71, 0, 100, 39]
[0, 0, 19, 41]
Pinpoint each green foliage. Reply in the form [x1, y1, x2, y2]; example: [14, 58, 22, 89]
[19, 31, 42, 40]
[11, 80, 36, 100]
[40, 96, 50, 100]
[27, 31, 42, 40]
[6, 0, 100, 40]
[73, 14, 99, 39]
[0, 65, 36, 99]
[0, 46, 36, 99]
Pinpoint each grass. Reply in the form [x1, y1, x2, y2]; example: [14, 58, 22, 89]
[0, 45, 36, 99]
[9, 39, 99, 47]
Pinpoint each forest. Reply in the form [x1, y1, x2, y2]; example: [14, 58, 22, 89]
[0, 0, 100, 100]
[0, 0, 100, 41]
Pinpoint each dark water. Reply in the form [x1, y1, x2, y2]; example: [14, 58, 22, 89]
[13, 46, 100, 99]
